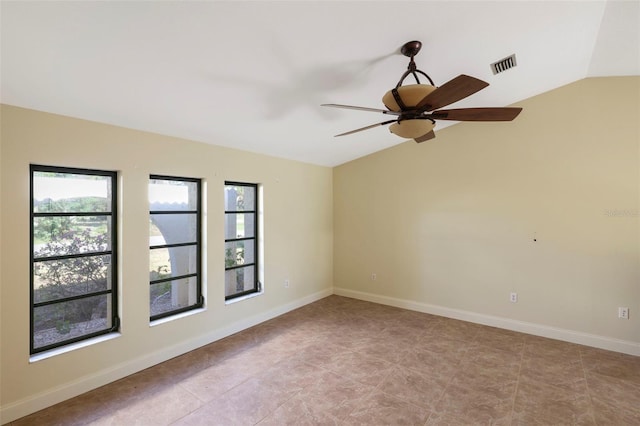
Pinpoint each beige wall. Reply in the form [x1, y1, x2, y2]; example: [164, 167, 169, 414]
[0, 105, 333, 422]
[334, 77, 639, 349]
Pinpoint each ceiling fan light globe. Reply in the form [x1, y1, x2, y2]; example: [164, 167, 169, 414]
[389, 119, 435, 139]
[382, 84, 436, 111]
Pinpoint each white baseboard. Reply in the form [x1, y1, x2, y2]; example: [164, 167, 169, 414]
[333, 287, 640, 357]
[0, 288, 332, 425]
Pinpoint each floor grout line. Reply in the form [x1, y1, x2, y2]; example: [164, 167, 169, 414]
[507, 339, 526, 425]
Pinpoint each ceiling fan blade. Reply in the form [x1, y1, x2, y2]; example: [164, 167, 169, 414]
[414, 131, 436, 143]
[334, 120, 396, 137]
[416, 75, 489, 111]
[321, 104, 400, 116]
[431, 107, 523, 121]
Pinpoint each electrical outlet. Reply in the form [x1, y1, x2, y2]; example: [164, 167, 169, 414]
[284, 279, 290, 288]
[510, 292, 518, 303]
[371, 273, 377, 281]
[618, 307, 629, 319]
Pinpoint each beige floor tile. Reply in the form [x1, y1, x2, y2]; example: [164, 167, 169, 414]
[462, 342, 523, 367]
[411, 334, 472, 362]
[520, 354, 587, 393]
[452, 359, 520, 389]
[434, 381, 515, 425]
[256, 397, 342, 426]
[257, 358, 326, 393]
[591, 397, 640, 425]
[88, 385, 202, 426]
[294, 339, 351, 367]
[513, 375, 595, 425]
[425, 318, 483, 341]
[585, 371, 640, 412]
[178, 361, 254, 403]
[344, 389, 431, 425]
[174, 376, 296, 426]
[323, 350, 395, 387]
[523, 335, 583, 360]
[400, 345, 462, 380]
[349, 336, 413, 364]
[257, 371, 373, 425]
[472, 326, 527, 353]
[294, 370, 374, 420]
[378, 365, 449, 408]
[10, 390, 110, 426]
[12, 296, 640, 426]
[581, 347, 640, 381]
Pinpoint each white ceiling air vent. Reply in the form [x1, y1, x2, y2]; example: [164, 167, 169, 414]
[491, 54, 517, 74]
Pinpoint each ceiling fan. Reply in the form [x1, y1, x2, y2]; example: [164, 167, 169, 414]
[322, 41, 522, 143]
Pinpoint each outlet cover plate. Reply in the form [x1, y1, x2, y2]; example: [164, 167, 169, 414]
[618, 307, 629, 319]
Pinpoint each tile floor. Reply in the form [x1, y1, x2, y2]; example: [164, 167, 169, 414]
[11, 295, 640, 425]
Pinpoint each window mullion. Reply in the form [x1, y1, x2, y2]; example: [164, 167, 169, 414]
[34, 288, 114, 308]
[34, 250, 113, 262]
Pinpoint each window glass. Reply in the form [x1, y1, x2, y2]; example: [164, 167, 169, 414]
[224, 213, 255, 240]
[33, 173, 112, 213]
[149, 178, 198, 210]
[33, 216, 112, 257]
[149, 245, 197, 281]
[224, 185, 255, 212]
[149, 175, 202, 320]
[224, 182, 259, 300]
[225, 267, 255, 296]
[149, 213, 198, 246]
[33, 294, 113, 349]
[34, 255, 111, 303]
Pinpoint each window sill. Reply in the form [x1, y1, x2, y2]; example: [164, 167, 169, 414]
[150, 307, 206, 327]
[225, 290, 264, 305]
[29, 332, 121, 363]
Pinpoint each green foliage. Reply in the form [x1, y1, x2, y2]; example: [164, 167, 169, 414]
[34, 216, 73, 242]
[34, 196, 108, 244]
[150, 265, 170, 282]
[35, 196, 107, 214]
[55, 319, 71, 335]
[33, 227, 110, 333]
[225, 243, 245, 268]
[225, 248, 235, 268]
[34, 229, 108, 292]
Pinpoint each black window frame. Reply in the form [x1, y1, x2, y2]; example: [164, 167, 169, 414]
[224, 181, 260, 301]
[149, 174, 203, 321]
[30, 164, 119, 354]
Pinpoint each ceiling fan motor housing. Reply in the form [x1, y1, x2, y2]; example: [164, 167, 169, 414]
[382, 84, 436, 111]
[383, 84, 437, 138]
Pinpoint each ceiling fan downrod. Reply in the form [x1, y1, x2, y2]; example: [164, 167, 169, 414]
[396, 40, 435, 88]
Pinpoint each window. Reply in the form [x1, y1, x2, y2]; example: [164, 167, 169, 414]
[30, 165, 118, 354]
[149, 175, 203, 320]
[224, 182, 260, 300]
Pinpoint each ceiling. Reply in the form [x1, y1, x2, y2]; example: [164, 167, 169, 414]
[1, 1, 638, 167]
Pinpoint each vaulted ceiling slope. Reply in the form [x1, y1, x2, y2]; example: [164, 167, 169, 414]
[1, 1, 638, 167]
